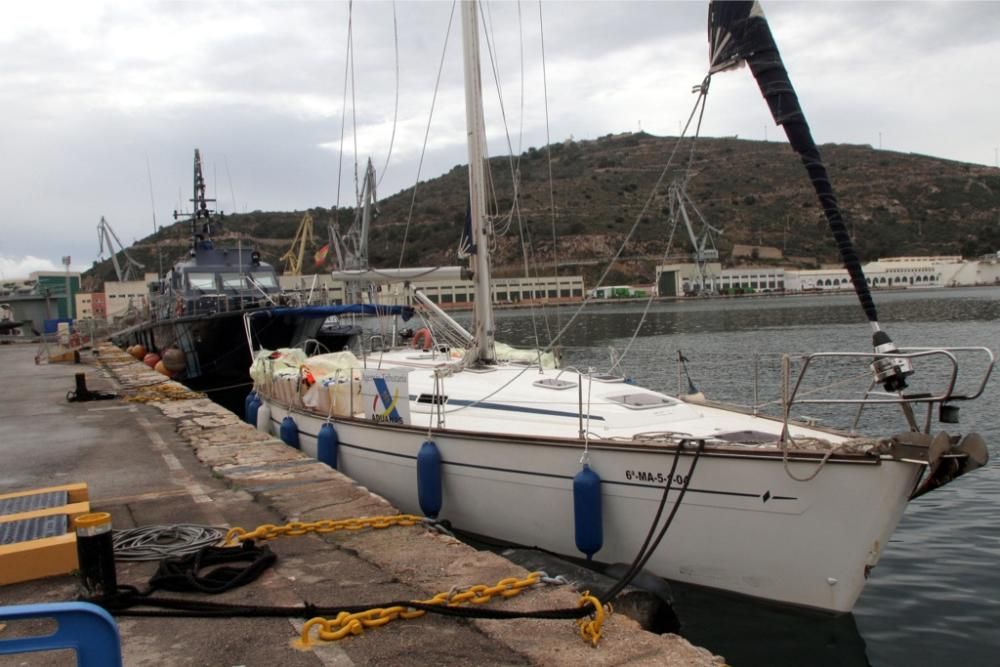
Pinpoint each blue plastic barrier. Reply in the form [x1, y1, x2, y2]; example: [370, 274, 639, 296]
[0, 601, 123, 666]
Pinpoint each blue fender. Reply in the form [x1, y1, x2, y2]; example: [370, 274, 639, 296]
[573, 463, 603, 559]
[244, 391, 259, 424]
[416, 440, 443, 518]
[279, 415, 300, 450]
[317, 422, 339, 469]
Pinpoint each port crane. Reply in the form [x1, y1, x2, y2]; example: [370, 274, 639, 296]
[667, 179, 722, 294]
[329, 157, 377, 303]
[97, 216, 145, 282]
[280, 212, 316, 275]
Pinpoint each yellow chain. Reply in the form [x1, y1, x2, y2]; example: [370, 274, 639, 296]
[576, 593, 610, 647]
[230, 517, 612, 648]
[295, 572, 545, 649]
[223, 514, 423, 546]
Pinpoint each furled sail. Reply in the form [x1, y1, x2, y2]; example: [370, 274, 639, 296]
[707, 1, 913, 391]
[458, 199, 477, 259]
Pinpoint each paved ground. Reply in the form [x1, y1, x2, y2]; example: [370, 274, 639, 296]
[0, 343, 723, 666]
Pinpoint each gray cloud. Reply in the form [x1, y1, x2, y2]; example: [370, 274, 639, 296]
[0, 0, 997, 273]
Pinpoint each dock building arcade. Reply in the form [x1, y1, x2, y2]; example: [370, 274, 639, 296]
[656, 255, 1000, 296]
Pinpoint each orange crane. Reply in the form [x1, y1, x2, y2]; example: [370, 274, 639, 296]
[280, 212, 315, 275]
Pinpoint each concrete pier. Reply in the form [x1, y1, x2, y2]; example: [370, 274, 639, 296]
[0, 343, 724, 666]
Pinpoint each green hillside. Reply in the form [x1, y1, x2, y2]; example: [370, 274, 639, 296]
[86, 133, 1000, 286]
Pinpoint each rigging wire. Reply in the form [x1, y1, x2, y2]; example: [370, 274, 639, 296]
[397, 0, 458, 269]
[145, 155, 164, 279]
[607, 83, 712, 374]
[537, 0, 560, 344]
[540, 80, 712, 357]
[376, 1, 400, 189]
[480, 1, 503, 224]
[223, 155, 239, 215]
[477, 1, 558, 356]
[516, 0, 525, 159]
[350, 9, 360, 204]
[333, 1, 354, 234]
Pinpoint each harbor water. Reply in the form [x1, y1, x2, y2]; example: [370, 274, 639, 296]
[488, 287, 1000, 667]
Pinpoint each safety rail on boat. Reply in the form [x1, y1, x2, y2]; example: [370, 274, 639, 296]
[148, 293, 278, 321]
[782, 346, 995, 435]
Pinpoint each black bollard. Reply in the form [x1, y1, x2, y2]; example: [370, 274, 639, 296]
[73, 512, 117, 598]
[75, 373, 89, 396]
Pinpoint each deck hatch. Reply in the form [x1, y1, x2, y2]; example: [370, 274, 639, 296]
[533, 378, 577, 390]
[607, 393, 677, 410]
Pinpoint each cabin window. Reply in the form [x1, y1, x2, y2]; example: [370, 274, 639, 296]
[416, 393, 447, 405]
[187, 273, 217, 292]
[252, 273, 279, 289]
[220, 273, 249, 290]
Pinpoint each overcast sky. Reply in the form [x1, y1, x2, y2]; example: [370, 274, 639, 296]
[1, 0, 997, 278]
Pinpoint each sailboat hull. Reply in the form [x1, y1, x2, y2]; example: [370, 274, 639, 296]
[263, 401, 920, 613]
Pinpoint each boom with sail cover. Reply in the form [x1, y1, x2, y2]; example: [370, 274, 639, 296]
[707, 0, 913, 391]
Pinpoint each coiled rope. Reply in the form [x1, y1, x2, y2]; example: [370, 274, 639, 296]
[112, 524, 226, 561]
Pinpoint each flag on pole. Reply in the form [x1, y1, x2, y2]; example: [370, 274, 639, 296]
[314, 243, 330, 268]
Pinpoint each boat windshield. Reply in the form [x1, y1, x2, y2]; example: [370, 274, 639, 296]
[187, 272, 217, 292]
[251, 272, 279, 289]
[220, 273, 249, 290]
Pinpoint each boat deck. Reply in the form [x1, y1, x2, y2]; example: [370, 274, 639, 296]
[312, 347, 860, 450]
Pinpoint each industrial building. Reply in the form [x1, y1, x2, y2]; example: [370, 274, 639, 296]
[656, 255, 1000, 296]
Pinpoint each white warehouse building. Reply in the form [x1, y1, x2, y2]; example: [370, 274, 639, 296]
[657, 255, 1000, 296]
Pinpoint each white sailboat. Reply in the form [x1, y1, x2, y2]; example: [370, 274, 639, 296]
[250, 1, 994, 613]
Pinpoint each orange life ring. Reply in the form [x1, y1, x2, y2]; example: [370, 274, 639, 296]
[411, 327, 433, 352]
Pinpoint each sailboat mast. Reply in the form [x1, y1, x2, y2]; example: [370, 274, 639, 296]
[192, 150, 201, 244]
[360, 158, 375, 265]
[461, 0, 496, 363]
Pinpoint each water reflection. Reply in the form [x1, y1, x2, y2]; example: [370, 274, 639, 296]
[670, 581, 870, 667]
